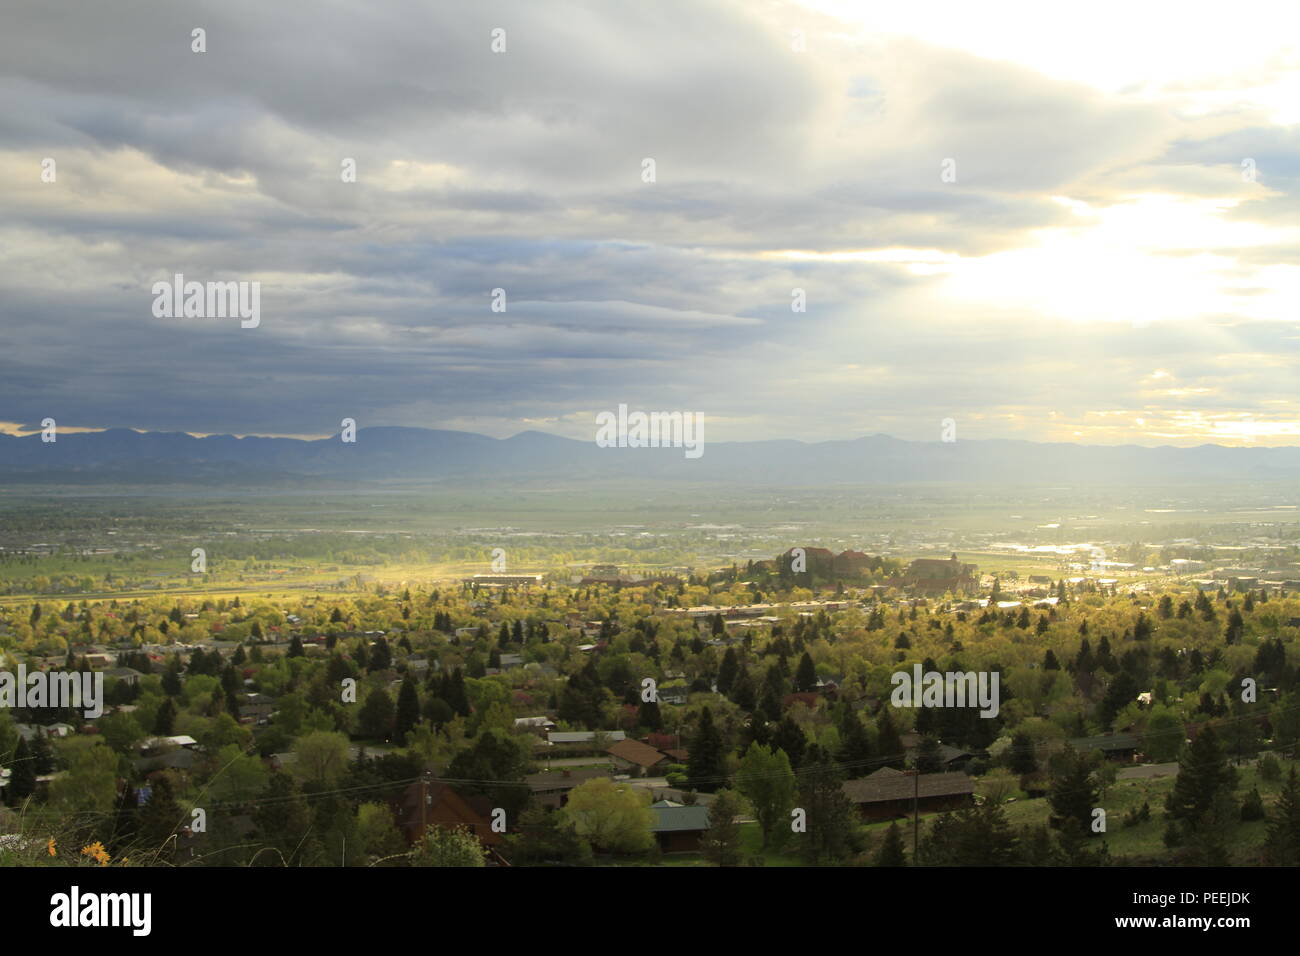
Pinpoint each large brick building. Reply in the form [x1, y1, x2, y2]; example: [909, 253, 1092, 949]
[902, 554, 977, 594]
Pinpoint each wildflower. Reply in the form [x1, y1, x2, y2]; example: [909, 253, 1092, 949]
[81, 842, 111, 866]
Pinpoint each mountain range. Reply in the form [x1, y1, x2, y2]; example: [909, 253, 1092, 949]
[2, 427, 1299, 486]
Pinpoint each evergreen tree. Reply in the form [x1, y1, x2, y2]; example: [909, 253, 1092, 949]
[358, 688, 395, 741]
[700, 789, 744, 866]
[797, 745, 856, 864]
[875, 709, 905, 770]
[875, 820, 907, 866]
[717, 648, 740, 696]
[138, 775, 184, 859]
[8, 737, 35, 802]
[1008, 732, 1038, 776]
[394, 677, 420, 745]
[153, 697, 177, 736]
[794, 652, 818, 693]
[1264, 767, 1300, 865]
[1047, 745, 1098, 837]
[687, 707, 726, 793]
[1165, 725, 1237, 833]
[835, 709, 872, 776]
[771, 715, 808, 769]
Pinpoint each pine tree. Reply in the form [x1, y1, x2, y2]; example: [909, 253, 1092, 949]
[700, 789, 744, 866]
[875, 708, 905, 770]
[8, 737, 35, 802]
[687, 706, 726, 793]
[1165, 725, 1236, 832]
[394, 677, 420, 745]
[794, 652, 818, 693]
[1047, 745, 1098, 836]
[875, 820, 907, 866]
[138, 775, 184, 859]
[797, 745, 856, 864]
[1264, 767, 1300, 865]
[153, 697, 177, 735]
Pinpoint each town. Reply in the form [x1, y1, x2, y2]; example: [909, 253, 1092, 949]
[1, 530, 1298, 868]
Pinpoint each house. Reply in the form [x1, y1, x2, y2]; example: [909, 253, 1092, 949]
[524, 768, 612, 809]
[842, 768, 975, 821]
[606, 738, 670, 773]
[902, 555, 978, 594]
[514, 716, 556, 736]
[650, 800, 711, 852]
[546, 730, 626, 747]
[1069, 733, 1143, 762]
[103, 667, 144, 686]
[134, 748, 197, 774]
[238, 693, 276, 724]
[391, 778, 505, 857]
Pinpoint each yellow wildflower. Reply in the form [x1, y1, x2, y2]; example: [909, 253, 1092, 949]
[81, 842, 111, 866]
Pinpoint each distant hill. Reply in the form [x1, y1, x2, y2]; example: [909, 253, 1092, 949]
[1, 426, 1298, 486]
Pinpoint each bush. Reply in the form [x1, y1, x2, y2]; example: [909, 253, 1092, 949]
[1240, 787, 1265, 822]
[1257, 753, 1282, 783]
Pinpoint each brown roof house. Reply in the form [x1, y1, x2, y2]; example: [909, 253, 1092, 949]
[842, 768, 975, 821]
[392, 778, 504, 854]
[606, 738, 670, 774]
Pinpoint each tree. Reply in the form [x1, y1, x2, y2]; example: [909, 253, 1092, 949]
[915, 735, 943, 774]
[252, 772, 314, 865]
[1008, 731, 1037, 776]
[8, 737, 36, 803]
[1165, 725, 1236, 833]
[207, 744, 269, 803]
[875, 709, 905, 770]
[358, 688, 395, 741]
[700, 790, 744, 866]
[394, 677, 420, 745]
[153, 697, 177, 735]
[687, 706, 726, 792]
[412, 825, 485, 867]
[734, 742, 796, 849]
[1048, 745, 1099, 836]
[137, 774, 185, 859]
[503, 807, 593, 867]
[796, 746, 856, 863]
[875, 821, 907, 866]
[1271, 692, 1300, 757]
[559, 778, 655, 854]
[836, 709, 872, 775]
[924, 803, 1020, 865]
[794, 652, 818, 693]
[291, 730, 352, 787]
[1141, 707, 1185, 763]
[445, 729, 532, 817]
[1263, 768, 1300, 865]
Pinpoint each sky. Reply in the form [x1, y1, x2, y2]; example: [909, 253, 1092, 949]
[2, 0, 1298, 445]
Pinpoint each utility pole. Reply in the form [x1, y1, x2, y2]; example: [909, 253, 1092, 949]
[420, 774, 427, 841]
[912, 766, 919, 862]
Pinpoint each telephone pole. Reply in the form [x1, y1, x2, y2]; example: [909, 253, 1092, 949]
[912, 766, 919, 861]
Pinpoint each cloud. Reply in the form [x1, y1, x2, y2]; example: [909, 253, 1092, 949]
[0, 0, 1296, 444]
